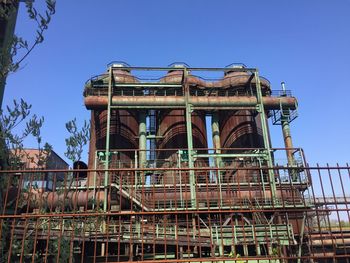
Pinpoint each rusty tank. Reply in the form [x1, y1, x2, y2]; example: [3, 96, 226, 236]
[87, 64, 139, 186]
[156, 66, 208, 184]
[218, 68, 268, 150]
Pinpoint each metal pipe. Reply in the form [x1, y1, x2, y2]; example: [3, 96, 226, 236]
[282, 119, 294, 165]
[211, 113, 223, 206]
[138, 111, 147, 169]
[281, 81, 286, 95]
[211, 113, 222, 164]
[25, 190, 107, 209]
[85, 96, 297, 110]
[280, 82, 295, 169]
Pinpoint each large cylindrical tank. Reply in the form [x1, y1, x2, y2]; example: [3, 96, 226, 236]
[156, 68, 208, 184]
[95, 109, 138, 152]
[87, 66, 139, 187]
[218, 69, 266, 149]
[217, 69, 270, 183]
[94, 67, 139, 165]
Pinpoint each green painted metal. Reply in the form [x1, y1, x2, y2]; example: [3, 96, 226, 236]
[152, 202, 313, 211]
[254, 71, 277, 202]
[213, 224, 294, 246]
[184, 68, 197, 208]
[103, 67, 113, 212]
[193, 153, 268, 158]
[177, 150, 184, 207]
[93, 151, 98, 210]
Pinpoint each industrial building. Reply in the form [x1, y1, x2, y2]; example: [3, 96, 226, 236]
[1, 63, 350, 262]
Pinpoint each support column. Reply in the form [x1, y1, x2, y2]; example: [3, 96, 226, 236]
[104, 67, 113, 212]
[179, 246, 183, 259]
[297, 213, 306, 263]
[254, 71, 277, 202]
[101, 67, 113, 258]
[184, 69, 196, 208]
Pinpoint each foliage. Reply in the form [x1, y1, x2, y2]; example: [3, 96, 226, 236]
[0, 99, 52, 260]
[65, 118, 90, 163]
[49, 236, 73, 263]
[0, 1, 58, 261]
[0, 99, 52, 169]
[0, 0, 56, 79]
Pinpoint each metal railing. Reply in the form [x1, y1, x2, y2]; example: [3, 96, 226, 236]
[1, 164, 350, 262]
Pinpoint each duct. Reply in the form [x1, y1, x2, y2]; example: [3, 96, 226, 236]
[25, 190, 108, 209]
[23, 182, 149, 211]
[85, 96, 297, 110]
[310, 238, 350, 246]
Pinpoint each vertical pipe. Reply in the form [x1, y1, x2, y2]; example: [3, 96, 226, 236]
[282, 119, 294, 166]
[281, 81, 294, 165]
[211, 112, 223, 206]
[211, 112, 222, 166]
[281, 81, 286, 95]
[139, 110, 147, 187]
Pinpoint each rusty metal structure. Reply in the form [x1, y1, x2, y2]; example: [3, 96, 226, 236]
[1, 63, 350, 262]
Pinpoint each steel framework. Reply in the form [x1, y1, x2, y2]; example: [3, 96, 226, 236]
[1, 64, 349, 262]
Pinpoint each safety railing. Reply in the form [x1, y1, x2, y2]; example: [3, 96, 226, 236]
[1, 164, 350, 262]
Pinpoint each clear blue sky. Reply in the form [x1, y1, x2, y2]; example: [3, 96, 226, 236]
[4, 0, 350, 165]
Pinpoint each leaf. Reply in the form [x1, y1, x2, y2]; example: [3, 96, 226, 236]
[36, 30, 44, 44]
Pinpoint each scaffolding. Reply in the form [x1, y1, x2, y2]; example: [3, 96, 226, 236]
[1, 64, 350, 262]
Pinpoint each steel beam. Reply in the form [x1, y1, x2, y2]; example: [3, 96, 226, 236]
[193, 153, 267, 158]
[103, 67, 113, 212]
[184, 69, 196, 209]
[254, 71, 277, 202]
